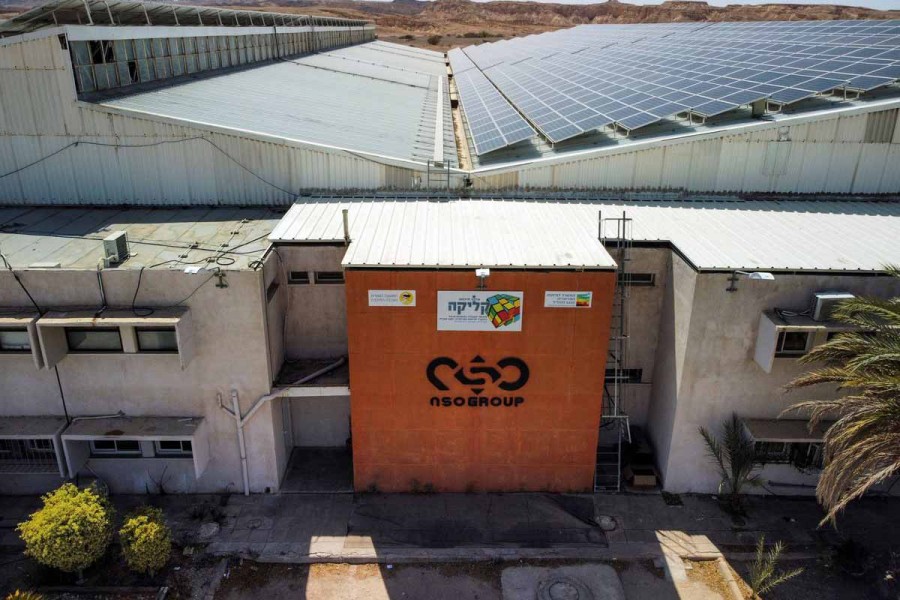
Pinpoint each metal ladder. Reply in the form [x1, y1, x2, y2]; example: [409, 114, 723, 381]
[595, 211, 633, 492]
[426, 160, 452, 194]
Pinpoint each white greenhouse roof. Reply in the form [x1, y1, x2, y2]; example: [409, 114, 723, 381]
[98, 41, 455, 166]
[270, 197, 900, 272]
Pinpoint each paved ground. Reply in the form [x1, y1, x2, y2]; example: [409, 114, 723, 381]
[1, 492, 898, 598]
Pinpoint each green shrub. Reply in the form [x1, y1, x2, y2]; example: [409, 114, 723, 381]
[427, 35, 442, 46]
[5, 591, 44, 600]
[17, 483, 113, 577]
[119, 506, 172, 576]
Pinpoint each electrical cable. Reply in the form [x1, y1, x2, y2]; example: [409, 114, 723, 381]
[0, 138, 303, 199]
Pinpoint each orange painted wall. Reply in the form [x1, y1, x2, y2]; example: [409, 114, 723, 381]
[345, 269, 616, 493]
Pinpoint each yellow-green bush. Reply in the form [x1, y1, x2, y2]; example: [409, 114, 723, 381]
[16, 483, 113, 575]
[119, 506, 171, 575]
[5, 591, 43, 600]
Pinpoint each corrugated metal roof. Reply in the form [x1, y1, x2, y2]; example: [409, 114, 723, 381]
[270, 200, 616, 270]
[269, 197, 900, 272]
[0, 207, 280, 270]
[98, 41, 455, 166]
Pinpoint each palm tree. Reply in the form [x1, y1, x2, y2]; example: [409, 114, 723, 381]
[748, 536, 804, 598]
[699, 413, 762, 514]
[785, 266, 900, 525]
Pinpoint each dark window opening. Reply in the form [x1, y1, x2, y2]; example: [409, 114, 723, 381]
[0, 328, 31, 353]
[89, 40, 114, 64]
[288, 271, 310, 285]
[155, 440, 193, 456]
[66, 328, 123, 353]
[775, 331, 809, 357]
[314, 271, 345, 285]
[617, 273, 655, 287]
[91, 439, 141, 456]
[136, 328, 178, 353]
[127, 60, 138, 83]
[605, 368, 642, 384]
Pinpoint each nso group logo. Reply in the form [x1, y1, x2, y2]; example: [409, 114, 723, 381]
[426, 354, 529, 408]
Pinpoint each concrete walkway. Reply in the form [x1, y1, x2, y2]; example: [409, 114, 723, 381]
[1, 492, 897, 565]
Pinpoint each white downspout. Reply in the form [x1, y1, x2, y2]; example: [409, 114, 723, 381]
[232, 390, 251, 496]
[218, 356, 347, 496]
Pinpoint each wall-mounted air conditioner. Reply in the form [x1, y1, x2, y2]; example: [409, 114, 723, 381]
[810, 292, 855, 322]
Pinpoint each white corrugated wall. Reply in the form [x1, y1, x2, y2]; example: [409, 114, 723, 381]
[0, 35, 420, 205]
[474, 104, 900, 195]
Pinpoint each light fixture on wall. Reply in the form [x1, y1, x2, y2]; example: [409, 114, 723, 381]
[476, 268, 490, 290]
[727, 270, 775, 292]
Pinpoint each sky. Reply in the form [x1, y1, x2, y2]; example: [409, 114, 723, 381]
[463, 0, 900, 9]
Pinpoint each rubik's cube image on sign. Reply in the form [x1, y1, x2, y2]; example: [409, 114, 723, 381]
[486, 294, 522, 329]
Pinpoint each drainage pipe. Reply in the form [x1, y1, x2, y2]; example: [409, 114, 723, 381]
[219, 356, 347, 495]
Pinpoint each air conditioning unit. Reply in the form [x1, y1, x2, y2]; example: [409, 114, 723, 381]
[102, 231, 129, 265]
[811, 292, 855, 322]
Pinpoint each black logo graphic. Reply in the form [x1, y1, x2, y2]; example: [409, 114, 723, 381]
[426, 355, 530, 395]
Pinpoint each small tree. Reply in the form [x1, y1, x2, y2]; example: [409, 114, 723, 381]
[5, 591, 44, 600]
[17, 484, 113, 581]
[119, 506, 171, 576]
[749, 536, 804, 598]
[699, 413, 762, 513]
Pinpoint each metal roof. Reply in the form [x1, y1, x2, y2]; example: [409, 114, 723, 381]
[0, 207, 281, 270]
[0, 0, 368, 37]
[99, 41, 455, 166]
[269, 197, 900, 272]
[270, 199, 617, 270]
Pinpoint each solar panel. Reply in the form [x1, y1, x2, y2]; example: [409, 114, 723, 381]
[448, 49, 536, 155]
[452, 19, 900, 143]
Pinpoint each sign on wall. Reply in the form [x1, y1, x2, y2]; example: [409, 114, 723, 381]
[368, 290, 416, 307]
[437, 291, 523, 331]
[544, 291, 593, 308]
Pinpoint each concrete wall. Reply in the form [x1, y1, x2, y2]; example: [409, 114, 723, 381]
[0, 261, 281, 494]
[653, 269, 900, 494]
[611, 247, 668, 427]
[275, 245, 349, 360]
[289, 396, 351, 447]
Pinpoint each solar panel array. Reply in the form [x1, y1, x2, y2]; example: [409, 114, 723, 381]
[448, 48, 536, 155]
[451, 20, 900, 152]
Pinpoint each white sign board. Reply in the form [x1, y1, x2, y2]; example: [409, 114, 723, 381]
[437, 291, 523, 331]
[368, 290, 416, 307]
[544, 291, 593, 308]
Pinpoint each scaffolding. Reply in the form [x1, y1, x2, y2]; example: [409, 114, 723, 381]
[595, 211, 632, 492]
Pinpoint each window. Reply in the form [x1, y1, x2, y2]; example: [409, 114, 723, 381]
[791, 443, 825, 470]
[66, 328, 123, 353]
[90, 439, 141, 456]
[0, 329, 30, 352]
[136, 328, 178, 353]
[288, 271, 310, 285]
[0, 438, 58, 472]
[617, 273, 655, 287]
[314, 271, 345, 285]
[605, 368, 642, 384]
[775, 331, 809, 357]
[154, 440, 193, 457]
[754, 441, 791, 463]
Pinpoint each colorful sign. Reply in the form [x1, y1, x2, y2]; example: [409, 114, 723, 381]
[368, 290, 416, 307]
[437, 291, 523, 331]
[544, 291, 593, 308]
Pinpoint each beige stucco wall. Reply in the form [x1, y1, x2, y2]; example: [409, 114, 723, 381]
[0, 261, 282, 494]
[652, 268, 900, 495]
[274, 245, 349, 360]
